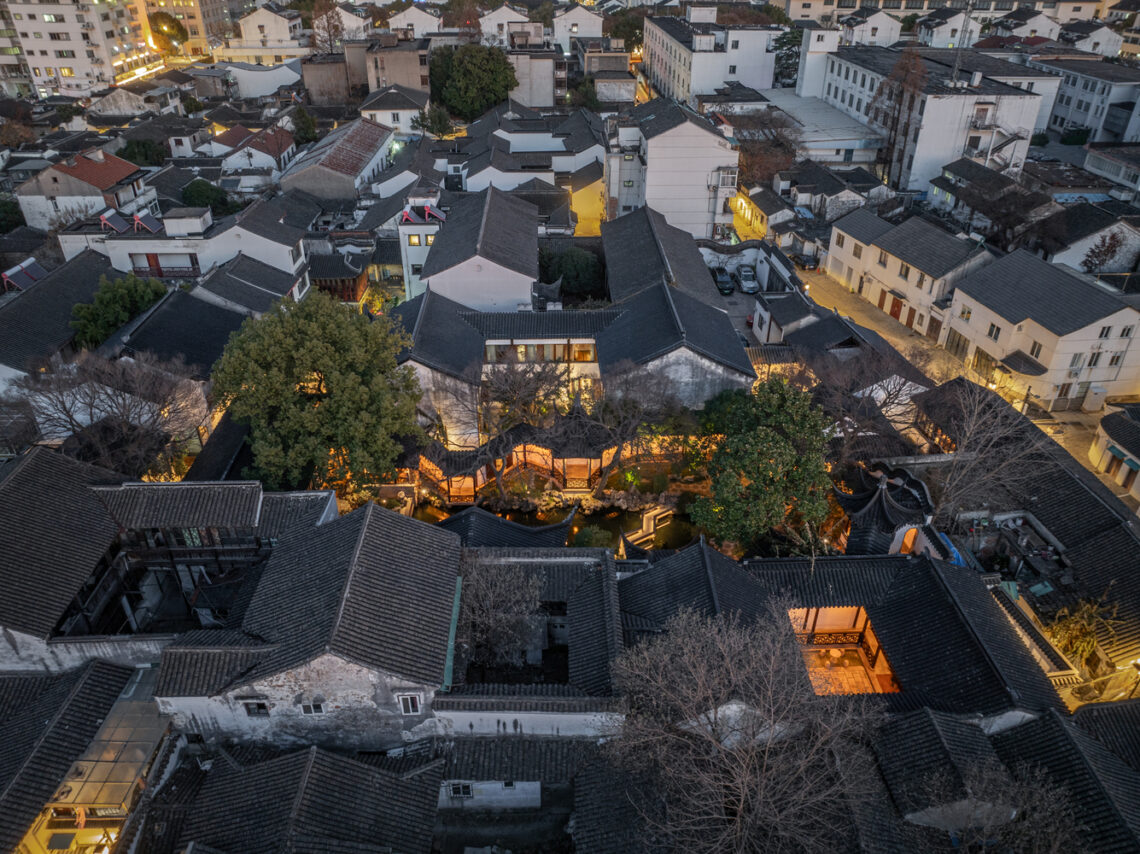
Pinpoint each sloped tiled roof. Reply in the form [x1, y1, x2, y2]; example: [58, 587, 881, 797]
[91, 481, 263, 530]
[1101, 405, 1140, 458]
[361, 83, 429, 112]
[284, 117, 392, 179]
[623, 97, 723, 141]
[832, 207, 894, 245]
[195, 252, 302, 314]
[51, 150, 141, 190]
[389, 289, 486, 379]
[420, 186, 539, 280]
[124, 289, 247, 379]
[991, 711, 1140, 852]
[1075, 699, 1140, 774]
[621, 547, 1063, 717]
[212, 123, 256, 149]
[874, 216, 985, 279]
[0, 449, 123, 639]
[239, 503, 461, 685]
[246, 125, 295, 158]
[955, 249, 1131, 336]
[0, 249, 114, 372]
[439, 736, 595, 782]
[177, 747, 441, 854]
[600, 205, 714, 303]
[437, 505, 574, 547]
[0, 661, 135, 853]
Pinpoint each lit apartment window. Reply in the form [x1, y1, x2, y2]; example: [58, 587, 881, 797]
[407, 234, 421, 246]
[959, 305, 972, 321]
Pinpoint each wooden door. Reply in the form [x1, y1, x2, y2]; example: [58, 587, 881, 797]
[1123, 466, 1138, 491]
[145, 253, 161, 275]
[889, 297, 903, 320]
[905, 307, 916, 328]
[927, 317, 942, 340]
[877, 290, 887, 310]
[1107, 456, 1123, 477]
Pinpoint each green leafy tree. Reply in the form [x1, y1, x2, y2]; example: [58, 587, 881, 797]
[181, 93, 205, 114]
[900, 13, 919, 32]
[120, 138, 167, 167]
[573, 525, 613, 548]
[211, 291, 422, 493]
[55, 103, 80, 123]
[773, 28, 802, 85]
[70, 273, 166, 349]
[605, 8, 647, 50]
[0, 199, 25, 234]
[541, 246, 603, 298]
[429, 45, 455, 104]
[411, 104, 454, 137]
[292, 106, 319, 144]
[149, 11, 189, 53]
[530, 0, 555, 28]
[182, 178, 242, 215]
[691, 380, 831, 553]
[569, 77, 601, 111]
[439, 44, 519, 121]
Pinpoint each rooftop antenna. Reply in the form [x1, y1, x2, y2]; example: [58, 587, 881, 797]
[950, 0, 975, 86]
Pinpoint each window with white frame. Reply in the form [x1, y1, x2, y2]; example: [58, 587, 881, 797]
[1110, 351, 1124, 366]
[1122, 325, 1134, 338]
[449, 783, 473, 798]
[899, 262, 910, 280]
[959, 304, 972, 321]
[398, 694, 421, 715]
[244, 701, 269, 717]
[1099, 325, 1112, 338]
[987, 323, 1000, 341]
[301, 702, 324, 715]
[1029, 340, 1042, 360]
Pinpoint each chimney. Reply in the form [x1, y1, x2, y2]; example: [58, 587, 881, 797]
[970, 70, 983, 87]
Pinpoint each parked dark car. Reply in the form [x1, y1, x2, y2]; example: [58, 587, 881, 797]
[710, 266, 734, 295]
[734, 265, 759, 294]
[792, 253, 819, 271]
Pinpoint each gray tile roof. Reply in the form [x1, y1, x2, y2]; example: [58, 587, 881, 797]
[955, 250, 1131, 336]
[437, 505, 574, 547]
[461, 306, 621, 339]
[1101, 406, 1140, 459]
[360, 83, 429, 112]
[155, 630, 277, 697]
[622, 546, 1063, 716]
[421, 187, 539, 280]
[0, 449, 123, 638]
[991, 711, 1140, 853]
[0, 661, 135, 854]
[1036, 58, 1140, 84]
[439, 736, 596, 782]
[389, 290, 486, 379]
[0, 249, 114, 372]
[257, 490, 338, 539]
[874, 708, 1006, 816]
[623, 97, 724, 141]
[233, 197, 307, 247]
[91, 481, 263, 530]
[123, 290, 247, 379]
[178, 746, 442, 854]
[596, 282, 756, 377]
[195, 253, 304, 314]
[460, 548, 621, 695]
[874, 216, 985, 279]
[239, 503, 462, 686]
[832, 207, 894, 246]
[432, 682, 621, 713]
[600, 205, 713, 302]
[1075, 698, 1140, 774]
[1041, 200, 1137, 248]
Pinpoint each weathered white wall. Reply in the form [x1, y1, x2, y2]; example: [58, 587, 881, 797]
[434, 708, 621, 737]
[438, 780, 541, 809]
[0, 629, 172, 672]
[157, 652, 440, 749]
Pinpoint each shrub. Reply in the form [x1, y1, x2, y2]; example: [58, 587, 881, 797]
[1030, 132, 1049, 147]
[573, 525, 613, 548]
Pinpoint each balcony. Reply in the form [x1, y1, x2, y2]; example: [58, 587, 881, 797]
[133, 266, 200, 279]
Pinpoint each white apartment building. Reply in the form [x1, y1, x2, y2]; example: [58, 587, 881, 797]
[508, 48, 567, 107]
[839, 8, 901, 47]
[992, 7, 1062, 39]
[553, 4, 603, 53]
[603, 98, 739, 239]
[1084, 143, 1140, 198]
[479, 4, 534, 47]
[387, 5, 443, 38]
[1031, 58, 1140, 143]
[16, 149, 158, 231]
[215, 1, 308, 63]
[828, 208, 992, 340]
[943, 249, 1140, 411]
[916, 9, 983, 49]
[0, 6, 33, 97]
[8, 0, 160, 98]
[781, 0, 1097, 26]
[1057, 21, 1123, 56]
[798, 41, 1039, 190]
[642, 6, 782, 109]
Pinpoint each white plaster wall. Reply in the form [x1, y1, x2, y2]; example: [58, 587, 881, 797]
[465, 166, 555, 192]
[842, 13, 902, 47]
[509, 54, 555, 108]
[363, 106, 420, 135]
[0, 628, 172, 672]
[644, 121, 737, 238]
[438, 780, 541, 809]
[635, 347, 753, 408]
[157, 652, 439, 749]
[1050, 225, 1140, 274]
[17, 193, 103, 231]
[435, 708, 621, 736]
[423, 258, 535, 311]
[553, 6, 603, 53]
[388, 6, 440, 36]
[222, 62, 303, 98]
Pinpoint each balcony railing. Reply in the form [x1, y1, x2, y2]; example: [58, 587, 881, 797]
[133, 266, 200, 278]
